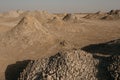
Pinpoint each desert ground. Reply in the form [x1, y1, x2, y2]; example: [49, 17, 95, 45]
[0, 10, 120, 80]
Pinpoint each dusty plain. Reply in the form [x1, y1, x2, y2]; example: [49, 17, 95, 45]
[0, 10, 120, 80]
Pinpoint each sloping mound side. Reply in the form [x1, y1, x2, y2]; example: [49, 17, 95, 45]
[63, 14, 77, 21]
[102, 15, 115, 20]
[84, 12, 107, 19]
[108, 10, 120, 15]
[96, 11, 104, 15]
[108, 56, 120, 80]
[18, 50, 98, 80]
[21, 11, 55, 24]
[10, 15, 48, 36]
[102, 11, 120, 20]
[84, 10, 120, 20]
[102, 10, 120, 20]
[0, 15, 55, 49]
[47, 16, 63, 25]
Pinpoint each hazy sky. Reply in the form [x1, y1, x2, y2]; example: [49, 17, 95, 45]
[0, 0, 120, 13]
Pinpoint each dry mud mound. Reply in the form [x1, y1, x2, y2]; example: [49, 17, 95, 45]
[102, 10, 120, 20]
[0, 15, 55, 49]
[47, 16, 63, 25]
[18, 50, 98, 80]
[84, 11, 107, 19]
[16, 10, 24, 14]
[96, 11, 104, 15]
[108, 10, 120, 15]
[84, 10, 120, 20]
[108, 56, 120, 80]
[63, 14, 78, 22]
[21, 11, 55, 24]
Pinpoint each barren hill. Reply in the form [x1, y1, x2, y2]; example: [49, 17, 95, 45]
[18, 50, 98, 80]
[84, 10, 120, 20]
[0, 15, 56, 49]
[20, 11, 55, 24]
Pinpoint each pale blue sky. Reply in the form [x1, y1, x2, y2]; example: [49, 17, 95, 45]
[0, 0, 120, 13]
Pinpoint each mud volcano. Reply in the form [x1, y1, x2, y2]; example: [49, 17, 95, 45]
[18, 50, 98, 80]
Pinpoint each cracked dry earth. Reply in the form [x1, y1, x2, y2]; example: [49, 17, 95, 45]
[18, 49, 120, 80]
[18, 50, 98, 80]
[18, 51, 120, 80]
[108, 56, 120, 80]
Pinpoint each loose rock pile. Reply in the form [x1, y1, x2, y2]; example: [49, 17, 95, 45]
[108, 56, 120, 80]
[18, 38, 120, 80]
[18, 50, 98, 80]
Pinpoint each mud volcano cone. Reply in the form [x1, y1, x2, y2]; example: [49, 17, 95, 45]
[0, 15, 56, 48]
[18, 50, 98, 80]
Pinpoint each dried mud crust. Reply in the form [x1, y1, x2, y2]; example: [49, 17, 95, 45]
[18, 50, 98, 80]
[84, 9, 120, 20]
[108, 56, 120, 80]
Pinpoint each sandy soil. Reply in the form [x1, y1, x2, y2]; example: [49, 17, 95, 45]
[0, 10, 120, 80]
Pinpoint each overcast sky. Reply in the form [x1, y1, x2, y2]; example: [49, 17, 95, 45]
[0, 0, 120, 13]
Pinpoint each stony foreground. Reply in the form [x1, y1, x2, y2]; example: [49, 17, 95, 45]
[18, 50, 98, 80]
[18, 49, 120, 80]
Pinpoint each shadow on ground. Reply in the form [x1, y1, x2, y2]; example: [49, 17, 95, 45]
[81, 39, 120, 55]
[5, 60, 32, 80]
[81, 39, 120, 80]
